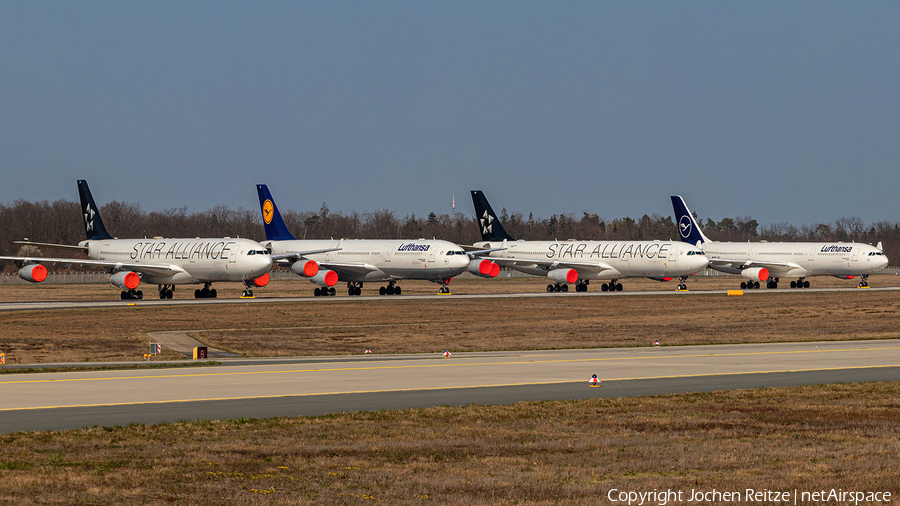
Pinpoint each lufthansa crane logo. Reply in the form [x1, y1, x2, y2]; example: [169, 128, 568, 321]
[678, 215, 692, 239]
[262, 200, 274, 225]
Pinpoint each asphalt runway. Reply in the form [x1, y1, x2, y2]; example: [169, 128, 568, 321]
[1, 285, 898, 311]
[2, 340, 899, 433]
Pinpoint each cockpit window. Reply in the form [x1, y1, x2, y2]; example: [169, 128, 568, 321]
[446, 250, 467, 255]
[247, 250, 269, 256]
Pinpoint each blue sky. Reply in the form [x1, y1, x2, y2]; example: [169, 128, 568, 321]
[1, 1, 898, 227]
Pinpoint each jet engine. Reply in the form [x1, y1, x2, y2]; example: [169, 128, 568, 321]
[547, 268, 578, 284]
[309, 270, 338, 287]
[467, 258, 500, 278]
[18, 264, 48, 283]
[253, 272, 270, 287]
[291, 259, 320, 278]
[110, 271, 141, 290]
[740, 267, 769, 282]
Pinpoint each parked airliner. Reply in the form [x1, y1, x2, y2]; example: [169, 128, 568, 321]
[1, 180, 273, 299]
[671, 195, 889, 289]
[257, 184, 472, 295]
[469, 191, 709, 292]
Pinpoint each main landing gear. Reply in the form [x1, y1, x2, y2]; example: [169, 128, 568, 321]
[789, 278, 810, 289]
[766, 278, 780, 289]
[347, 282, 363, 296]
[600, 280, 623, 292]
[676, 276, 688, 291]
[158, 284, 174, 299]
[120, 289, 143, 300]
[314, 286, 336, 296]
[379, 281, 402, 296]
[740, 280, 761, 289]
[575, 279, 590, 292]
[858, 274, 870, 288]
[547, 283, 569, 293]
[195, 282, 218, 298]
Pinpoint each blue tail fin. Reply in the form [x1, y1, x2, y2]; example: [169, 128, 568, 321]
[670, 195, 710, 245]
[470, 190, 515, 242]
[257, 184, 297, 241]
[77, 180, 112, 241]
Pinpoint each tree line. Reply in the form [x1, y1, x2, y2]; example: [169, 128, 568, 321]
[1, 198, 897, 268]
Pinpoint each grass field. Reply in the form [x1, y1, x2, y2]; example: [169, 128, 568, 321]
[0, 381, 897, 505]
[1, 278, 898, 504]
[0, 276, 898, 364]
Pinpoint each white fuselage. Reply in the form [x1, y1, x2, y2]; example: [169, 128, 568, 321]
[473, 239, 709, 279]
[79, 237, 273, 284]
[702, 241, 888, 278]
[263, 239, 471, 282]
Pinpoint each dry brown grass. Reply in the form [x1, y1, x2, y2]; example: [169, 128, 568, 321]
[0, 381, 897, 505]
[1, 276, 899, 363]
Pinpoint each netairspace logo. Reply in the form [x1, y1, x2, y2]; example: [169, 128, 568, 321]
[606, 488, 891, 505]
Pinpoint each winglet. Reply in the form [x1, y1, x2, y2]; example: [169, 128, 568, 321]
[256, 184, 297, 241]
[77, 180, 112, 241]
[470, 190, 515, 242]
[670, 195, 711, 245]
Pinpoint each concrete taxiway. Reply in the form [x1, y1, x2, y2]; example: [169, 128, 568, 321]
[1, 339, 899, 433]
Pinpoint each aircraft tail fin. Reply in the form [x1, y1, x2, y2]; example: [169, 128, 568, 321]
[77, 180, 112, 241]
[256, 184, 297, 241]
[470, 190, 515, 242]
[670, 195, 711, 245]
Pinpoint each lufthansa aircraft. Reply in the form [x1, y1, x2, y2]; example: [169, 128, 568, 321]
[1, 180, 273, 299]
[257, 184, 472, 295]
[671, 195, 889, 289]
[469, 191, 709, 292]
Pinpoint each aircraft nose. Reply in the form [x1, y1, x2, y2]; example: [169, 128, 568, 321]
[253, 255, 273, 276]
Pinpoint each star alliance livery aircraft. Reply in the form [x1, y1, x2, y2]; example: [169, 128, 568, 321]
[257, 184, 472, 295]
[671, 195, 888, 289]
[1, 180, 273, 299]
[469, 191, 709, 292]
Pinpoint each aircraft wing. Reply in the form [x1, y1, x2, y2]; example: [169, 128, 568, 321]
[491, 257, 617, 275]
[0, 256, 185, 278]
[707, 257, 802, 276]
[12, 241, 88, 252]
[271, 247, 341, 262]
[317, 261, 382, 276]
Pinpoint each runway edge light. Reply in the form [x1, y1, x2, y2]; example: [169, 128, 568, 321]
[443, 350, 451, 357]
[589, 374, 600, 387]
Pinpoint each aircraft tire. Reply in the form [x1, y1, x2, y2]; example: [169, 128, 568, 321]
[210, 289, 217, 298]
[379, 286, 386, 296]
[395, 286, 401, 295]
[329, 287, 336, 296]
[547, 284, 554, 293]
[561, 284, 568, 292]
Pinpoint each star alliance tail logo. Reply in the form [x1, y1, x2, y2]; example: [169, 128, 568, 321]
[678, 215, 692, 239]
[480, 211, 494, 235]
[84, 204, 95, 233]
